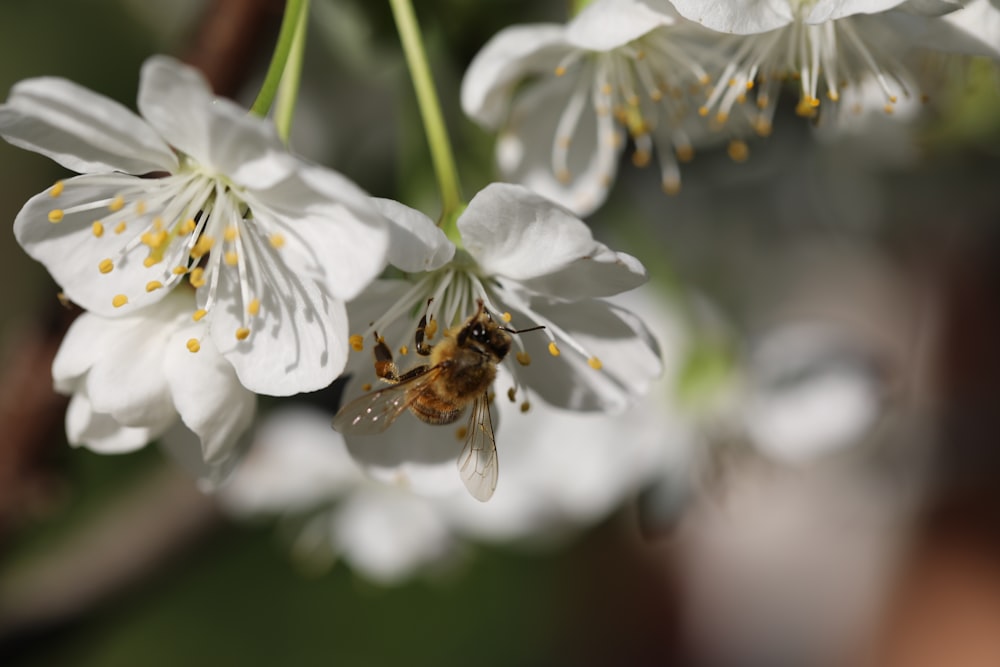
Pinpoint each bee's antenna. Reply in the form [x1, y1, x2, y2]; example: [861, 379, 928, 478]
[503, 324, 545, 335]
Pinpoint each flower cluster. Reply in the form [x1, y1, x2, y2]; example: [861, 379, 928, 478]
[462, 0, 1000, 215]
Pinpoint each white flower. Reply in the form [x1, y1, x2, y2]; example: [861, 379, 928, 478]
[336, 183, 660, 499]
[669, 0, 996, 133]
[461, 0, 722, 215]
[221, 286, 690, 582]
[53, 288, 256, 486]
[0, 55, 389, 395]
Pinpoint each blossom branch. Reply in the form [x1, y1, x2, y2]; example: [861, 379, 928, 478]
[249, 0, 309, 118]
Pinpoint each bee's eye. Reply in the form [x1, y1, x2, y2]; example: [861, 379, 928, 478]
[471, 323, 486, 341]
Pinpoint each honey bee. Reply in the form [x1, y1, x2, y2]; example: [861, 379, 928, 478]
[332, 299, 542, 502]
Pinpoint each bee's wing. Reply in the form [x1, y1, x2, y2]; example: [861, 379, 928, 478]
[332, 367, 440, 435]
[456, 393, 499, 502]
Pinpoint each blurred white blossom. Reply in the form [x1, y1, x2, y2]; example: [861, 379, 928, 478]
[0, 55, 388, 396]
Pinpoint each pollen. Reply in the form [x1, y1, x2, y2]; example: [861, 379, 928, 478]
[727, 140, 750, 163]
[676, 145, 694, 163]
[548, 342, 560, 357]
[424, 319, 438, 339]
[455, 426, 468, 440]
[223, 226, 238, 242]
[186, 338, 201, 353]
[588, 356, 603, 370]
[190, 234, 215, 259]
[224, 251, 239, 266]
[192, 309, 208, 322]
[632, 150, 651, 168]
[554, 65, 566, 76]
[247, 298, 260, 316]
[135, 200, 147, 215]
[269, 233, 286, 249]
[92, 221, 105, 237]
[349, 334, 364, 352]
[516, 351, 531, 366]
[179, 218, 196, 235]
[145, 280, 163, 292]
[362, 383, 372, 392]
[399, 345, 409, 355]
[520, 400, 531, 413]
[507, 387, 516, 402]
[143, 256, 159, 268]
[47, 209, 64, 224]
[883, 104, 894, 115]
[112, 294, 128, 308]
[662, 176, 681, 196]
[109, 195, 125, 212]
[50, 181, 65, 197]
[189, 267, 206, 288]
[698, 106, 709, 117]
[172, 265, 188, 275]
[98, 258, 114, 274]
[827, 90, 840, 102]
[114, 221, 127, 234]
[235, 327, 251, 341]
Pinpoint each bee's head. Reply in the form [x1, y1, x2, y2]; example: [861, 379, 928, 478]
[457, 302, 512, 361]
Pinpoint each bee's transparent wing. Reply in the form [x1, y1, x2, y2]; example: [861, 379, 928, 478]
[457, 393, 499, 502]
[332, 368, 440, 435]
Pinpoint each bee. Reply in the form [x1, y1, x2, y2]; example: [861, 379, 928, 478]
[332, 299, 542, 502]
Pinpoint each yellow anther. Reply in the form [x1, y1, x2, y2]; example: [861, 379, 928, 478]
[424, 319, 438, 339]
[556, 169, 572, 184]
[190, 234, 214, 259]
[141, 229, 167, 248]
[516, 351, 531, 366]
[349, 334, 364, 352]
[223, 226, 238, 242]
[601, 83, 612, 96]
[699, 74, 711, 85]
[554, 66, 566, 76]
[827, 89, 840, 102]
[727, 140, 750, 163]
[152, 217, 164, 231]
[114, 221, 127, 234]
[186, 338, 201, 353]
[632, 150, 651, 168]
[179, 218, 197, 235]
[361, 383, 372, 392]
[883, 104, 894, 115]
[109, 195, 125, 212]
[143, 256, 159, 268]
[507, 387, 517, 402]
[557, 135, 571, 148]
[135, 200, 147, 215]
[399, 345, 409, 355]
[50, 181, 65, 197]
[728, 78, 737, 87]
[757, 95, 770, 110]
[746, 80, 755, 90]
[455, 426, 468, 440]
[172, 265, 188, 275]
[520, 401, 531, 413]
[269, 233, 286, 249]
[698, 106, 709, 117]
[736, 94, 747, 105]
[247, 298, 260, 316]
[224, 251, 239, 266]
[92, 221, 105, 237]
[48, 209, 64, 224]
[501, 312, 512, 323]
[627, 94, 640, 107]
[662, 177, 681, 196]
[145, 280, 162, 292]
[192, 309, 208, 322]
[235, 327, 251, 341]
[650, 89, 663, 101]
[588, 356, 603, 370]
[112, 294, 128, 308]
[715, 111, 729, 124]
[98, 258, 114, 274]
[189, 267, 206, 288]
[889, 95, 898, 104]
[676, 145, 694, 163]
[548, 341, 560, 357]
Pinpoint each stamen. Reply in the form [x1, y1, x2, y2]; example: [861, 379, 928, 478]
[247, 298, 260, 316]
[190, 234, 215, 259]
[224, 251, 239, 266]
[192, 309, 208, 322]
[145, 280, 163, 292]
[728, 140, 750, 163]
[114, 221, 127, 234]
[516, 351, 531, 366]
[235, 327, 250, 341]
[98, 258, 114, 274]
[548, 342, 561, 357]
[109, 195, 125, 212]
[92, 221, 104, 237]
[349, 334, 364, 352]
[186, 338, 201, 353]
[47, 210, 64, 224]
[588, 356, 603, 370]
[189, 267, 206, 288]
[507, 387, 517, 402]
[223, 226, 238, 242]
[399, 345, 409, 355]
[50, 181, 65, 197]
[112, 294, 128, 308]
[269, 233, 285, 249]
[520, 401, 531, 413]
[172, 265, 188, 275]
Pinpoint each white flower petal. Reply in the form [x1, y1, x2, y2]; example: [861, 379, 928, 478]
[52, 310, 122, 393]
[14, 174, 190, 317]
[510, 245, 647, 300]
[565, 0, 676, 51]
[137, 56, 294, 189]
[460, 183, 608, 280]
[65, 392, 158, 454]
[206, 231, 350, 396]
[0, 75, 177, 175]
[669, 0, 796, 33]
[803, 0, 911, 23]
[158, 421, 242, 491]
[165, 323, 256, 465]
[460, 24, 571, 128]
[508, 297, 662, 413]
[372, 198, 455, 272]
[494, 72, 619, 216]
[892, 0, 1000, 57]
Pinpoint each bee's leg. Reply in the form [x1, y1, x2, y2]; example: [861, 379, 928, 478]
[415, 309, 434, 356]
[373, 332, 400, 382]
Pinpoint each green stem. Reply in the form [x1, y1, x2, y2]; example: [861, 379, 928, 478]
[250, 0, 309, 118]
[273, 0, 309, 142]
[389, 0, 463, 230]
